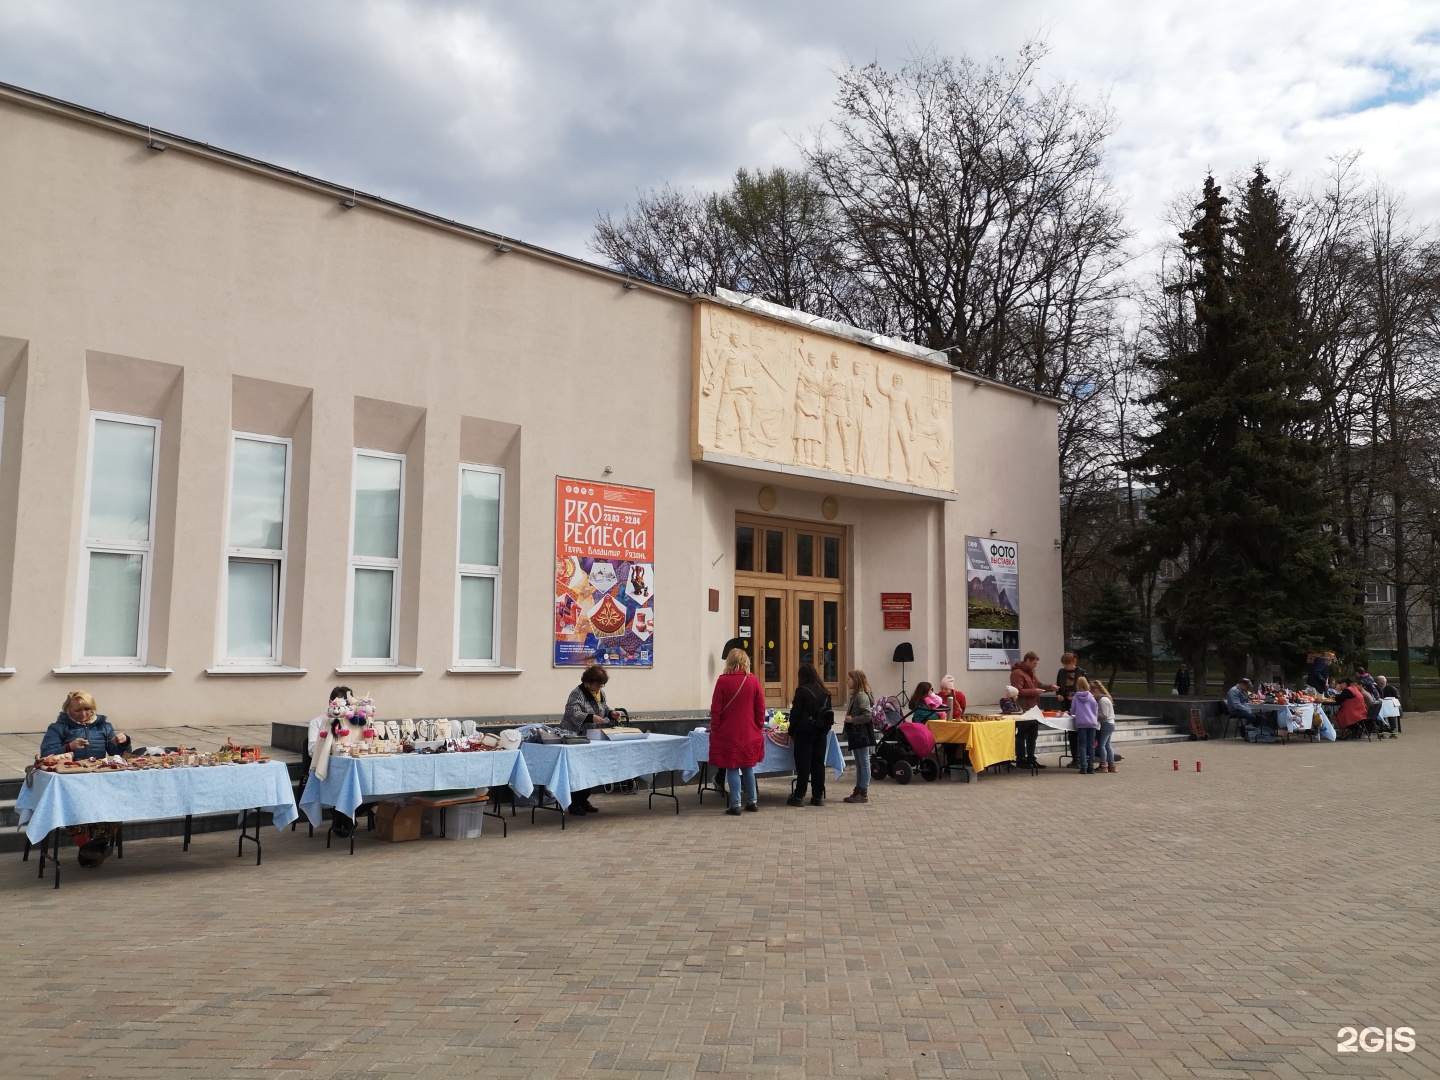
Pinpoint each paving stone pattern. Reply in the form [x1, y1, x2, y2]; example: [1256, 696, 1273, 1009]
[2, 718, 1437, 1079]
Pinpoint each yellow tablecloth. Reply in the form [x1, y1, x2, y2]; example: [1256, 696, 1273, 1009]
[927, 718, 1017, 774]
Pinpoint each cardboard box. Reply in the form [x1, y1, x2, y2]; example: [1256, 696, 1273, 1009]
[374, 802, 422, 842]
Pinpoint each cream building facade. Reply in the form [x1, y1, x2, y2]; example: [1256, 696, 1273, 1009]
[0, 84, 1064, 733]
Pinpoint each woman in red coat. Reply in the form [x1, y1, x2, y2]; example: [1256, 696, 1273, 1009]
[710, 648, 766, 816]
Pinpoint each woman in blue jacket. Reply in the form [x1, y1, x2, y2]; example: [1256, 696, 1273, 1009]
[40, 690, 131, 867]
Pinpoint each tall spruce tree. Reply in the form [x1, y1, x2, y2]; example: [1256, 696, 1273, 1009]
[1126, 170, 1361, 687]
[1075, 582, 1146, 684]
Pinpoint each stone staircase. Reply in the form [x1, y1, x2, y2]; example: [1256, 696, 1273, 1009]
[1032, 716, 1195, 763]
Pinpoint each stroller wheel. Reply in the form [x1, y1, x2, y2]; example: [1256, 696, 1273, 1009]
[918, 758, 939, 783]
[892, 759, 914, 785]
[871, 757, 890, 781]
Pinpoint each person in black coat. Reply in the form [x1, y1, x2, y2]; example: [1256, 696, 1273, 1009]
[786, 664, 833, 807]
[1056, 653, 1086, 767]
[1173, 664, 1192, 696]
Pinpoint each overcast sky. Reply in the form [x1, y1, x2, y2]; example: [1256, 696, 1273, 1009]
[3, 0, 1439, 267]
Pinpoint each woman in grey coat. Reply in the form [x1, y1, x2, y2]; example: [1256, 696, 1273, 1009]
[559, 664, 620, 814]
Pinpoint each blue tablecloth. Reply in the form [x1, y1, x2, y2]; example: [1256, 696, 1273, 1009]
[518, 734, 691, 810]
[14, 761, 298, 844]
[682, 729, 846, 782]
[299, 750, 533, 826]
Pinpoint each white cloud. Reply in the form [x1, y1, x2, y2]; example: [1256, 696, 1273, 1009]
[1, 0, 1438, 259]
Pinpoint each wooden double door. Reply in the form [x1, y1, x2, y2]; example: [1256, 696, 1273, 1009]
[733, 515, 845, 708]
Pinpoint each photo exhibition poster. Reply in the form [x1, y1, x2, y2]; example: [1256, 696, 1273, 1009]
[965, 535, 1019, 670]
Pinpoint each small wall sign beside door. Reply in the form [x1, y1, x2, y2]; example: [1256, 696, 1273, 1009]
[881, 592, 912, 631]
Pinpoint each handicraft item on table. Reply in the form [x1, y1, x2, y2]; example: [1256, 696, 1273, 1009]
[28, 738, 273, 783]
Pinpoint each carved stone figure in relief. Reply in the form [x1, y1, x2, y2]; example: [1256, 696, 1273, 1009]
[791, 345, 824, 467]
[747, 325, 789, 447]
[702, 330, 757, 453]
[821, 351, 854, 472]
[874, 367, 916, 483]
[850, 359, 875, 475]
[916, 394, 952, 486]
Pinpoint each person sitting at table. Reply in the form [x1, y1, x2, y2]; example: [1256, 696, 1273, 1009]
[1225, 678, 1261, 728]
[786, 663, 833, 807]
[907, 682, 942, 721]
[40, 690, 131, 868]
[710, 649, 765, 816]
[936, 674, 965, 718]
[1356, 668, 1380, 697]
[1373, 676, 1400, 736]
[999, 685, 1024, 715]
[560, 664, 622, 815]
[1333, 677, 1371, 737]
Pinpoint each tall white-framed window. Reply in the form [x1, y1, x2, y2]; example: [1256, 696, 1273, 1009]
[77, 412, 160, 663]
[346, 449, 404, 664]
[454, 464, 503, 666]
[221, 433, 291, 664]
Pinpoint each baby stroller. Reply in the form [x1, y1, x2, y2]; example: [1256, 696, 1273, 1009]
[869, 695, 940, 784]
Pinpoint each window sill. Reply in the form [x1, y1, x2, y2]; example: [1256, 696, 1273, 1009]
[0, 667, 14, 676]
[334, 664, 424, 675]
[446, 665, 524, 675]
[205, 665, 309, 676]
[52, 665, 173, 676]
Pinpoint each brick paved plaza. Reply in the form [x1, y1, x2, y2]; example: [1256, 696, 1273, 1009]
[2, 720, 1436, 1080]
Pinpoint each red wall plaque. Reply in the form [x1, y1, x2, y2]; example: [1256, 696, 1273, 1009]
[883, 611, 911, 631]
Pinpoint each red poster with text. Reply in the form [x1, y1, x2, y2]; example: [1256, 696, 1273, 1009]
[554, 479, 655, 667]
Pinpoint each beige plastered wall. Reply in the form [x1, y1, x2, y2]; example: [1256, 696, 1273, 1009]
[0, 92, 1063, 733]
[690, 412, 1062, 711]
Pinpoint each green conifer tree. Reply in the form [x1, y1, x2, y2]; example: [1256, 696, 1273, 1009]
[1126, 171, 1361, 687]
[1075, 583, 1146, 685]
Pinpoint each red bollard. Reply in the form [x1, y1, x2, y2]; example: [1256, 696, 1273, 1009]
[1172, 760, 1179, 770]
[1196, 761, 1202, 772]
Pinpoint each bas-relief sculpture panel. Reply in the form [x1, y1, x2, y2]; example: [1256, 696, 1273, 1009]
[694, 304, 954, 491]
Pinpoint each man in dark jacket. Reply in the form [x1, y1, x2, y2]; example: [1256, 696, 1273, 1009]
[1173, 664, 1192, 695]
[1056, 653, 1086, 767]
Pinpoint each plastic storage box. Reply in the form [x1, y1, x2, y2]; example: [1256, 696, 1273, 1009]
[442, 802, 486, 840]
